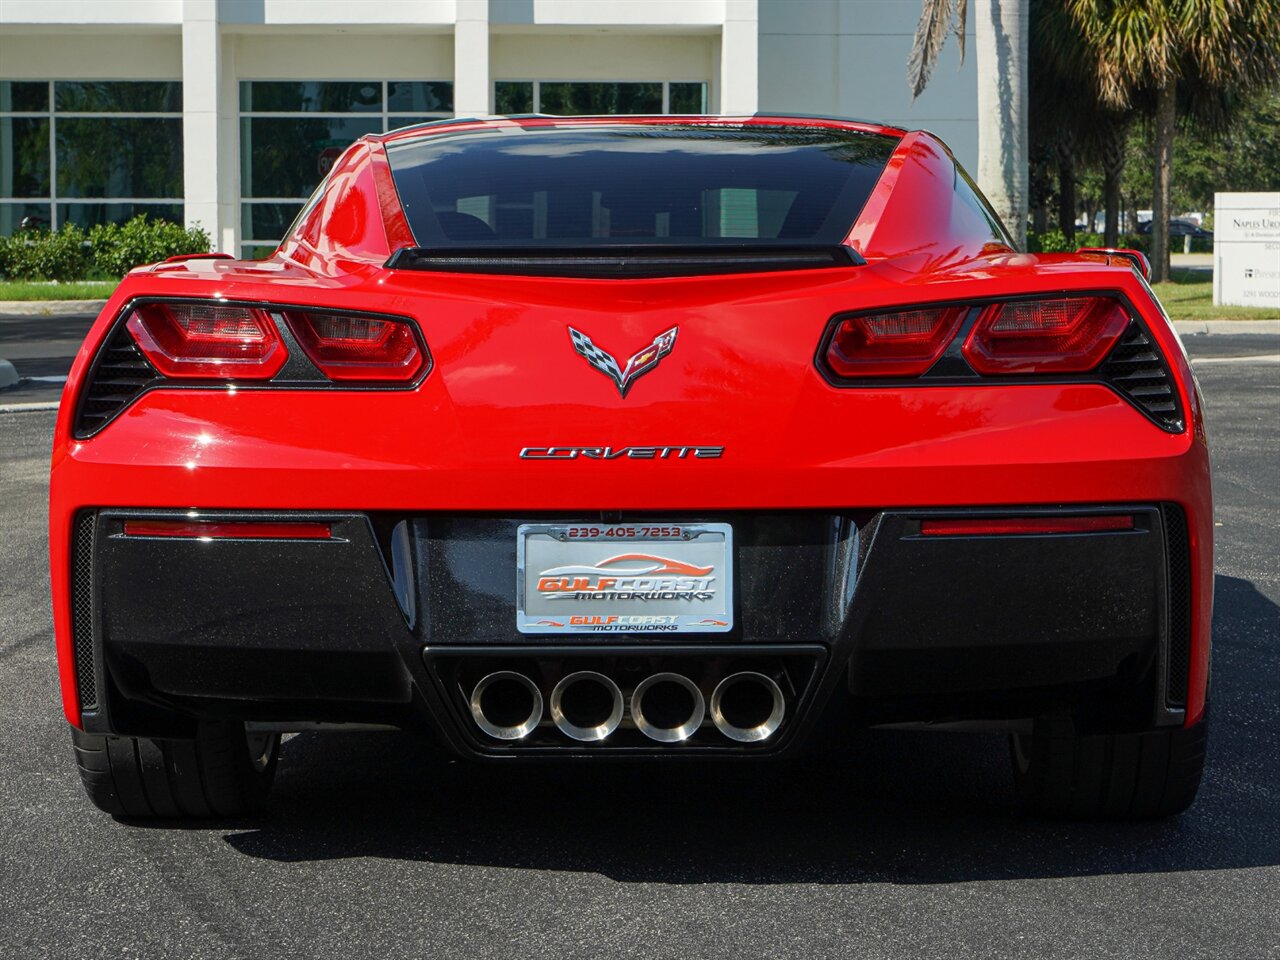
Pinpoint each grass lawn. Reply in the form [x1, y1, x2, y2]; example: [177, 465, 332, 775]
[0, 280, 118, 301]
[1149, 268, 1278, 321]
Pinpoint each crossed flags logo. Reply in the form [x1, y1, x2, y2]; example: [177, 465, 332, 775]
[568, 326, 679, 397]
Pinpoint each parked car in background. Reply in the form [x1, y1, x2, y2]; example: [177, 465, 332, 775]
[1139, 218, 1214, 240]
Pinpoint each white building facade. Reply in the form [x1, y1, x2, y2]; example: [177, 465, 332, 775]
[0, 0, 977, 257]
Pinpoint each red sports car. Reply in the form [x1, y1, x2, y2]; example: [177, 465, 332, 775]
[50, 115, 1211, 821]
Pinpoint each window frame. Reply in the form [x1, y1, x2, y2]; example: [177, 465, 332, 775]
[0, 79, 184, 232]
[238, 79, 453, 257]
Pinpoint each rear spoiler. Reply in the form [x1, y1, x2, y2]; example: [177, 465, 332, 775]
[1077, 247, 1151, 281]
[383, 244, 864, 279]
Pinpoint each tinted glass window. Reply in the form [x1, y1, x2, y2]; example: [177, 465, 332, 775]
[59, 202, 182, 231]
[0, 118, 50, 197]
[387, 81, 453, 114]
[494, 82, 534, 115]
[1, 80, 184, 236]
[55, 81, 181, 113]
[0, 82, 49, 112]
[241, 116, 382, 197]
[537, 82, 663, 116]
[242, 201, 304, 243]
[386, 124, 899, 247]
[669, 83, 707, 114]
[240, 81, 382, 113]
[56, 118, 182, 198]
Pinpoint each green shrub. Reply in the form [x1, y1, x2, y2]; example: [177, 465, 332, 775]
[1026, 230, 1159, 255]
[1121, 233, 1149, 253]
[1026, 229, 1072, 253]
[0, 224, 91, 281]
[90, 215, 211, 279]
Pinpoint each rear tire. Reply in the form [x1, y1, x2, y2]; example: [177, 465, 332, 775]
[1010, 713, 1207, 819]
[72, 721, 279, 819]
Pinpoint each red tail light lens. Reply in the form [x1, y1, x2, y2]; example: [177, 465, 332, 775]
[824, 307, 967, 378]
[285, 311, 427, 382]
[963, 297, 1129, 374]
[920, 516, 1134, 536]
[123, 519, 332, 540]
[127, 303, 286, 379]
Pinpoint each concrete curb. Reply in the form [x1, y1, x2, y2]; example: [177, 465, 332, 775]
[0, 400, 60, 413]
[0, 299, 108, 318]
[0, 359, 17, 390]
[1172, 320, 1280, 336]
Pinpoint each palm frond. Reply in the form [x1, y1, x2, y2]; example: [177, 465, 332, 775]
[908, 0, 957, 100]
[954, 0, 969, 65]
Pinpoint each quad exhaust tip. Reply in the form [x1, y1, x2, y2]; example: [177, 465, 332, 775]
[470, 671, 543, 741]
[710, 672, 786, 743]
[550, 671, 624, 742]
[631, 672, 706, 743]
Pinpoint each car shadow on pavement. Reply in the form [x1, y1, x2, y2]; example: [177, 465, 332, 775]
[219, 574, 1278, 884]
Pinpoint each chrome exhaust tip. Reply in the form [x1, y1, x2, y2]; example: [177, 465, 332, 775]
[631, 672, 706, 743]
[470, 671, 543, 741]
[710, 672, 785, 743]
[550, 671, 624, 742]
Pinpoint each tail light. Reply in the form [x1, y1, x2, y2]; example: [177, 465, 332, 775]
[963, 297, 1129, 374]
[920, 516, 1134, 536]
[126, 303, 285, 379]
[285, 311, 427, 382]
[824, 307, 966, 378]
[123, 519, 332, 540]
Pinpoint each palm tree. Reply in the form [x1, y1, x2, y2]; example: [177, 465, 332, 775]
[1030, 0, 1136, 246]
[910, 0, 1030, 249]
[1068, 0, 1280, 282]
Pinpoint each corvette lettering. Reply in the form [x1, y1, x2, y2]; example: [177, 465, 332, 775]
[520, 446, 724, 460]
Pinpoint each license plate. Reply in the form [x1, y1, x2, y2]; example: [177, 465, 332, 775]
[517, 522, 733, 635]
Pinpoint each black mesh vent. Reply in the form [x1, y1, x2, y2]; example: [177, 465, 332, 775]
[1162, 503, 1191, 708]
[71, 511, 97, 712]
[73, 323, 158, 438]
[1097, 321, 1185, 432]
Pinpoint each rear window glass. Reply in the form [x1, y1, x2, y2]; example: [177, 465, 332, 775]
[384, 124, 900, 248]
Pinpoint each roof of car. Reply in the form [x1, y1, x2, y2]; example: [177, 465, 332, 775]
[373, 113, 909, 147]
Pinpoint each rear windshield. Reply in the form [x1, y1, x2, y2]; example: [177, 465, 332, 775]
[384, 124, 899, 248]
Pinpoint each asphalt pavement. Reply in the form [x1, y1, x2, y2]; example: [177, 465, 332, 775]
[0, 335, 1276, 959]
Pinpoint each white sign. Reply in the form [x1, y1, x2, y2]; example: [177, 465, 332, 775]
[1214, 192, 1280, 308]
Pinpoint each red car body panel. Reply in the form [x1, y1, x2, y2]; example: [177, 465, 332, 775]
[48, 116, 1212, 734]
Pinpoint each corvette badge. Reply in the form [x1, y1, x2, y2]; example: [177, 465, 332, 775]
[568, 326, 678, 397]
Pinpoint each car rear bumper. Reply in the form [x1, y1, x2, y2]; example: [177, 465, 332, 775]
[67, 506, 1192, 755]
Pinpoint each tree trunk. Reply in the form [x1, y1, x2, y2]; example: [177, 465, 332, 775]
[1057, 142, 1076, 245]
[1103, 170, 1121, 247]
[975, 0, 1029, 249]
[1101, 120, 1126, 247]
[1033, 195, 1049, 234]
[1030, 147, 1050, 234]
[1151, 83, 1176, 282]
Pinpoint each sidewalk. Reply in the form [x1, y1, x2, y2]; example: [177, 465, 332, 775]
[0, 299, 109, 318]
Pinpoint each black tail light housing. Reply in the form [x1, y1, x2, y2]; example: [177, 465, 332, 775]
[817, 294, 1185, 432]
[73, 299, 431, 438]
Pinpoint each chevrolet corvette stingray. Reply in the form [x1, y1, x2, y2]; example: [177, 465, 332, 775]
[50, 114, 1211, 821]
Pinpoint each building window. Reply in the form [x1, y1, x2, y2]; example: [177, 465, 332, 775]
[0, 80, 183, 236]
[239, 80, 452, 258]
[494, 81, 708, 116]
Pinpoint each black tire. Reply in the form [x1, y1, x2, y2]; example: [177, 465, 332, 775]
[1010, 713, 1207, 819]
[72, 720, 279, 819]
